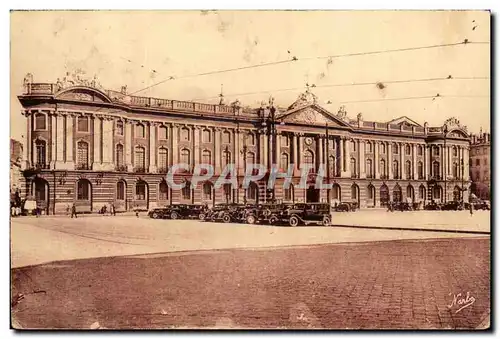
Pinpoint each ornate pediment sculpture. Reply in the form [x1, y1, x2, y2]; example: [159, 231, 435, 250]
[55, 69, 104, 92]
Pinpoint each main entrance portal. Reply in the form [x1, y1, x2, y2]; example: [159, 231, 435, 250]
[306, 186, 320, 203]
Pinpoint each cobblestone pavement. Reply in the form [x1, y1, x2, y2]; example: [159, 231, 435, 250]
[11, 211, 488, 268]
[11, 237, 490, 329]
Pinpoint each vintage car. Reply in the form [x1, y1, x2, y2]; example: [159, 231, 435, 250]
[424, 201, 441, 210]
[473, 200, 490, 210]
[278, 203, 332, 227]
[148, 206, 171, 219]
[242, 203, 284, 225]
[393, 202, 413, 211]
[333, 202, 351, 212]
[169, 204, 209, 220]
[205, 203, 244, 223]
[441, 201, 464, 211]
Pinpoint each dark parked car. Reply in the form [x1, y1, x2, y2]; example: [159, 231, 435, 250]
[424, 201, 441, 210]
[148, 207, 171, 219]
[334, 202, 350, 212]
[473, 200, 490, 210]
[242, 203, 285, 225]
[393, 202, 412, 211]
[441, 201, 464, 211]
[149, 204, 209, 220]
[279, 203, 332, 227]
[205, 203, 244, 223]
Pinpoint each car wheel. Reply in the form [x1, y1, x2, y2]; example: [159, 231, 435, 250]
[289, 215, 299, 227]
[322, 216, 331, 226]
[222, 214, 231, 223]
[199, 213, 206, 220]
[151, 212, 159, 219]
[171, 211, 179, 220]
[246, 214, 256, 224]
[269, 216, 278, 225]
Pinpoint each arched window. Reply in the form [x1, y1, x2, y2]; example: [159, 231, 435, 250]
[77, 116, 89, 132]
[222, 150, 231, 167]
[247, 133, 255, 146]
[135, 181, 147, 200]
[158, 125, 168, 139]
[182, 181, 191, 200]
[417, 145, 423, 156]
[433, 145, 440, 156]
[281, 153, 289, 170]
[34, 113, 46, 130]
[159, 180, 168, 200]
[181, 127, 190, 142]
[284, 184, 294, 201]
[380, 143, 386, 154]
[418, 161, 424, 179]
[136, 123, 145, 138]
[433, 186, 442, 201]
[432, 161, 440, 178]
[405, 160, 412, 179]
[180, 148, 191, 166]
[246, 152, 255, 165]
[35, 139, 46, 167]
[350, 140, 356, 152]
[116, 181, 126, 200]
[77, 141, 89, 169]
[405, 144, 411, 155]
[392, 143, 399, 155]
[366, 159, 373, 178]
[365, 141, 373, 153]
[202, 150, 212, 164]
[393, 160, 399, 179]
[222, 131, 231, 143]
[116, 120, 124, 136]
[380, 159, 386, 178]
[304, 150, 314, 165]
[158, 147, 168, 171]
[203, 182, 213, 200]
[202, 129, 211, 143]
[419, 185, 426, 200]
[350, 158, 357, 177]
[367, 184, 375, 200]
[247, 182, 258, 200]
[453, 162, 459, 178]
[380, 184, 389, 207]
[223, 183, 232, 203]
[329, 156, 336, 176]
[135, 146, 146, 171]
[77, 179, 91, 200]
[116, 144, 124, 169]
[351, 184, 358, 200]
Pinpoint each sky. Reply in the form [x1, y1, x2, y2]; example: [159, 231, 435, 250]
[10, 10, 490, 141]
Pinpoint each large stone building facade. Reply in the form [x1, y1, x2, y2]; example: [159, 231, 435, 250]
[17, 74, 471, 214]
[469, 132, 491, 200]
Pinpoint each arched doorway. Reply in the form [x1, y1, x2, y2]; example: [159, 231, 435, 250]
[453, 186, 461, 201]
[406, 185, 415, 203]
[33, 177, 49, 215]
[419, 185, 426, 202]
[202, 181, 214, 206]
[134, 180, 149, 210]
[223, 183, 233, 203]
[380, 184, 389, 207]
[116, 180, 127, 211]
[367, 184, 376, 207]
[432, 185, 442, 202]
[76, 178, 93, 212]
[284, 184, 294, 202]
[158, 180, 169, 203]
[331, 183, 341, 205]
[247, 182, 259, 204]
[306, 185, 320, 203]
[351, 184, 360, 206]
[393, 184, 402, 203]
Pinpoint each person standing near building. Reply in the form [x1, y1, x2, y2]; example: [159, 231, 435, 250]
[469, 201, 474, 215]
[71, 203, 78, 218]
[111, 203, 116, 216]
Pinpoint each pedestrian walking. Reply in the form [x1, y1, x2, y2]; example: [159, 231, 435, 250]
[469, 202, 474, 215]
[71, 203, 78, 218]
[111, 203, 116, 216]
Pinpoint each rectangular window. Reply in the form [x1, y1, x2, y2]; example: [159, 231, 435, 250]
[77, 116, 89, 132]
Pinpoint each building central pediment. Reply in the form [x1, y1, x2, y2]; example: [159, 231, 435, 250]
[278, 104, 351, 128]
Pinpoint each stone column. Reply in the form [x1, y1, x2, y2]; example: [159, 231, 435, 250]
[296, 134, 302, 169]
[101, 118, 114, 170]
[318, 136, 323, 171]
[388, 142, 393, 179]
[49, 113, 57, 168]
[65, 114, 74, 169]
[149, 123, 157, 173]
[399, 143, 404, 179]
[172, 124, 178, 166]
[235, 129, 241, 175]
[339, 137, 345, 177]
[125, 121, 132, 171]
[55, 114, 65, 167]
[215, 128, 221, 173]
[359, 139, 366, 178]
[93, 117, 102, 170]
[374, 141, 379, 179]
[22, 112, 31, 170]
[425, 145, 431, 179]
[464, 147, 470, 181]
[440, 145, 445, 179]
[263, 133, 269, 169]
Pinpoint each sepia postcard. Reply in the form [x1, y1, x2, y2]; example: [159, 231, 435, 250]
[10, 10, 490, 330]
